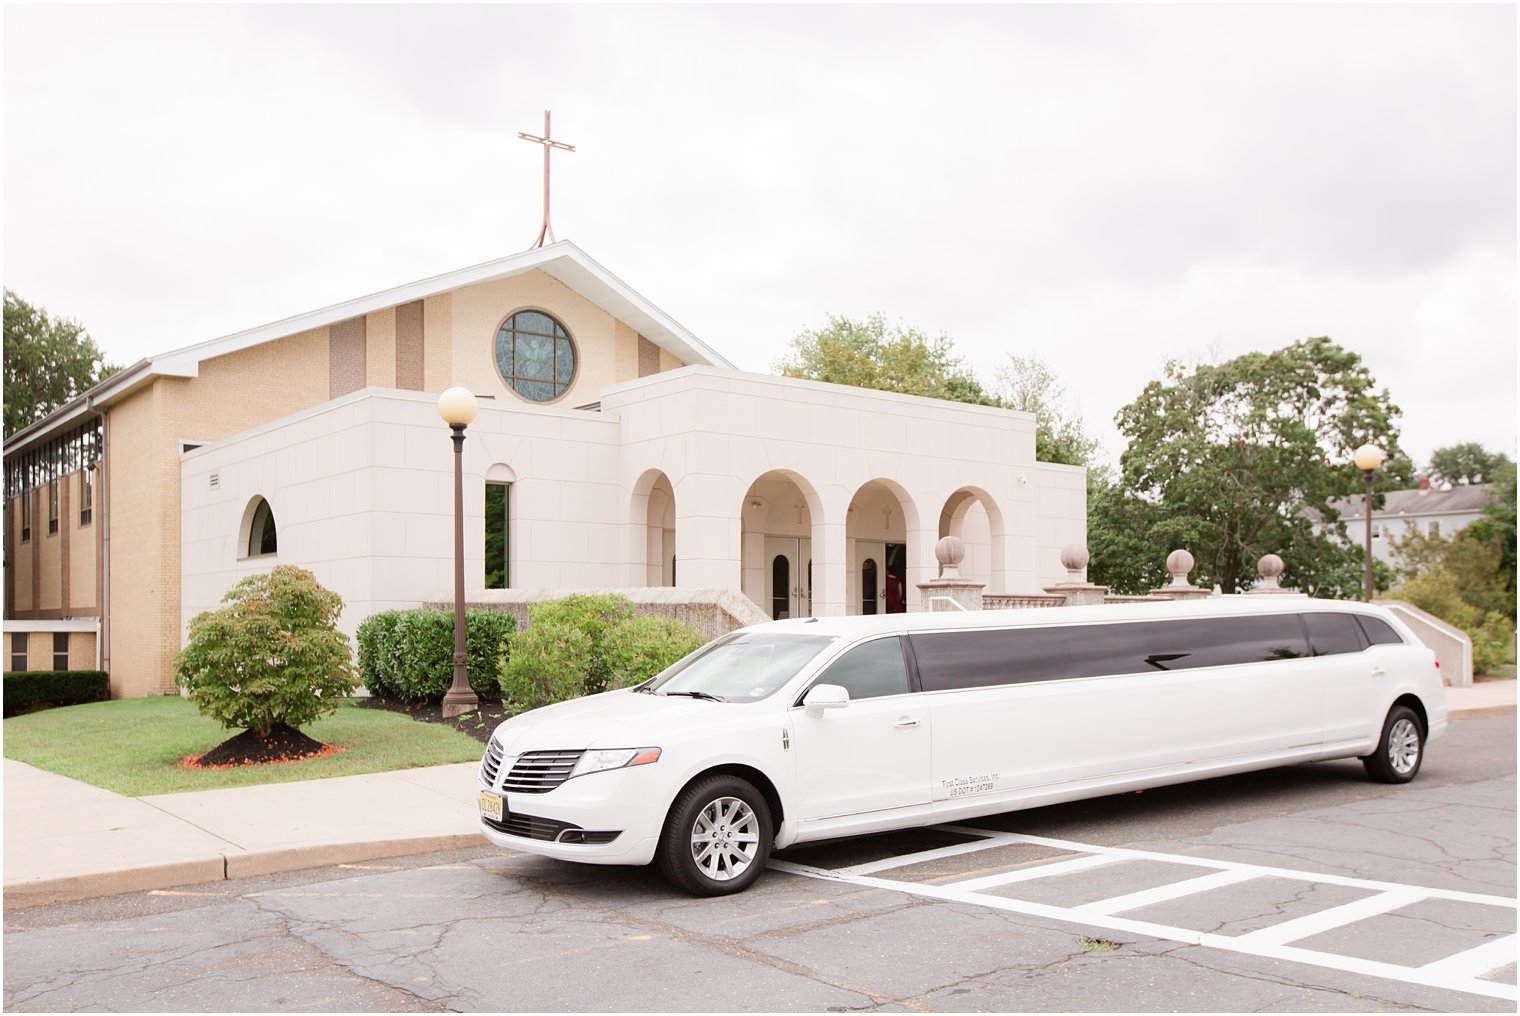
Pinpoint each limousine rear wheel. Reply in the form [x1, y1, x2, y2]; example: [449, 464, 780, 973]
[1362, 705, 1424, 784]
[656, 774, 773, 896]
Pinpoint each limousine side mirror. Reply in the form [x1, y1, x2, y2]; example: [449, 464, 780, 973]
[803, 684, 850, 716]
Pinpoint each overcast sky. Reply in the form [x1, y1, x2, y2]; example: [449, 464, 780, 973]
[4, 4, 1515, 469]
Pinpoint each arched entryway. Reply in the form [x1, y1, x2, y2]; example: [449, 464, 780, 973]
[938, 486, 1006, 591]
[630, 469, 676, 586]
[740, 470, 820, 619]
[846, 480, 916, 614]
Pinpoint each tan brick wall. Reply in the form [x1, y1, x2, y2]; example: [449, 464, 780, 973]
[11, 493, 35, 611]
[37, 483, 63, 610]
[329, 318, 366, 398]
[423, 293, 453, 393]
[69, 470, 99, 611]
[614, 321, 639, 383]
[395, 300, 424, 390]
[365, 306, 397, 389]
[658, 347, 683, 373]
[109, 327, 329, 697]
[1, 631, 98, 671]
[68, 631, 96, 671]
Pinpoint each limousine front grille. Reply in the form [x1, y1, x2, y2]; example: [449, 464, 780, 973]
[480, 737, 505, 786]
[502, 750, 585, 793]
[483, 811, 577, 841]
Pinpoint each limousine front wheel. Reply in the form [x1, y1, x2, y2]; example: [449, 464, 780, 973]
[657, 775, 773, 896]
[1362, 705, 1424, 784]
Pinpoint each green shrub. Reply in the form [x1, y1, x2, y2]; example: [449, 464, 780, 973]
[1391, 568, 1517, 675]
[176, 565, 358, 735]
[526, 594, 635, 694]
[499, 622, 594, 713]
[355, 610, 403, 696]
[498, 595, 707, 710]
[2, 670, 110, 717]
[354, 608, 514, 701]
[603, 616, 706, 690]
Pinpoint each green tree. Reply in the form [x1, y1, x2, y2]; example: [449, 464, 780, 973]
[175, 566, 359, 736]
[3, 290, 121, 437]
[993, 354, 1098, 467]
[776, 313, 993, 405]
[1428, 442, 1511, 486]
[1113, 337, 1406, 594]
[1467, 457, 1517, 598]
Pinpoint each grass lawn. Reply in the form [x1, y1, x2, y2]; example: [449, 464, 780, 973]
[3, 697, 485, 797]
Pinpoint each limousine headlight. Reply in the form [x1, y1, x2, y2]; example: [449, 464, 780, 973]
[570, 747, 662, 779]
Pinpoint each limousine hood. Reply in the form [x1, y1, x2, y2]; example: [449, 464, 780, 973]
[488, 689, 725, 755]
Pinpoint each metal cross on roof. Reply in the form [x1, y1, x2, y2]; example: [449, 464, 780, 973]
[518, 109, 576, 249]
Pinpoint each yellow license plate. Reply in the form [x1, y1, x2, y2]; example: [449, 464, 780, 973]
[479, 790, 504, 822]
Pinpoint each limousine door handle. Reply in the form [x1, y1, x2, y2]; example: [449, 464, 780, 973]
[894, 717, 922, 729]
[1371, 666, 1387, 678]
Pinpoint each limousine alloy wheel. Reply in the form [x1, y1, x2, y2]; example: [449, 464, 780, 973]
[1362, 705, 1425, 784]
[656, 774, 774, 896]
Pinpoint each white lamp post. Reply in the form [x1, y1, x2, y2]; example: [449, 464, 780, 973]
[438, 386, 479, 717]
[1353, 443, 1387, 603]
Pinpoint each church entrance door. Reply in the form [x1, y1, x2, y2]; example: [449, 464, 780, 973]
[765, 536, 812, 619]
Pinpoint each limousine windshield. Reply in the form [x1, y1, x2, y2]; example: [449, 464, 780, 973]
[640, 631, 836, 702]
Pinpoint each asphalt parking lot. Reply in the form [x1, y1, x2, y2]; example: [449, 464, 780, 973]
[5, 709, 1515, 1012]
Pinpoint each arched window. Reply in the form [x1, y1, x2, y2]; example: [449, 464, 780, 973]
[494, 309, 576, 402]
[246, 497, 278, 557]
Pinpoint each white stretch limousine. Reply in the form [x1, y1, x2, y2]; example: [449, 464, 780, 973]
[477, 597, 1447, 895]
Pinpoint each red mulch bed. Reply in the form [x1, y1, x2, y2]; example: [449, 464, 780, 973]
[180, 723, 342, 769]
[349, 693, 513, 745]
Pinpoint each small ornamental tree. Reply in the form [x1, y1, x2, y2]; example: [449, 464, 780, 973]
[176, 565, 358, 736]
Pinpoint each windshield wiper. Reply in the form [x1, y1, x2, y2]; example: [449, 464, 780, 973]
[661, 690, 726, 702]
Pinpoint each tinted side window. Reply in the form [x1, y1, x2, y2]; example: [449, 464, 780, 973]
[1132, 615, 1308, 670]
[911, 614, 1310, 692]
[1303, 612, 1367, 656]
[816, 637, 911, 701]
[1355, 615, 1405, 646]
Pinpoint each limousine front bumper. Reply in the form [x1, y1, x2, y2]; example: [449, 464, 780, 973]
[477, 763, 666, 866]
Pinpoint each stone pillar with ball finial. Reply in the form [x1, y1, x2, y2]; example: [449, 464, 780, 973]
[915, 535, 986, 612]
[1151, 549, 1211, 600]
[1245, 553, 1305, 595]
[1043, 545, 1109, 606]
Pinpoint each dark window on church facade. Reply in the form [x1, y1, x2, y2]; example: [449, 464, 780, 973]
[485, 482, 510, 588]
[247, 498, 278, 557]
[494, 310, 576, 402]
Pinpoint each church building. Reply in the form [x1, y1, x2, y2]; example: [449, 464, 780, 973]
[3, 240, 1087, 698]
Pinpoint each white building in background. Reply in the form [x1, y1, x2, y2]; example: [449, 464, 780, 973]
[1326, 479, 1495, 568]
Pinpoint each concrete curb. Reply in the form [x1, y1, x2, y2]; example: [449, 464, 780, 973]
[4, 833, 485, 910]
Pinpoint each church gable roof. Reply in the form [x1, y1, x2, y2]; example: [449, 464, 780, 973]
[5, 241, 732, 451]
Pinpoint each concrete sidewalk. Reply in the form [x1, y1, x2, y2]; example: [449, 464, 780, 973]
[4, 681, 1514, 910]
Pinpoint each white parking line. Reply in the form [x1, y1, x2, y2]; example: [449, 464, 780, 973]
[770, 826, 1518, 1003]
[1232, 889, 1426, 947]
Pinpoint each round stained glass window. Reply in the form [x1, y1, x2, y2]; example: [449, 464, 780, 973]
[494, 310, 576, 402]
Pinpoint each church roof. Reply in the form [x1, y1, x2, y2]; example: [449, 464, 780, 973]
[5, 241, 732, 453]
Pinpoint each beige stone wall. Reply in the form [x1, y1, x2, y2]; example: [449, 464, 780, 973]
[108, 327, 330, 697]
[68, 470, 98, 611]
